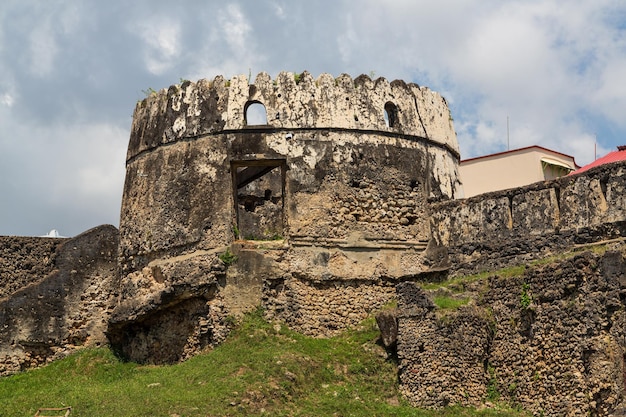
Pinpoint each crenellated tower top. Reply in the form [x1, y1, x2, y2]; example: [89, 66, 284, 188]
[128, 71, 459, 162]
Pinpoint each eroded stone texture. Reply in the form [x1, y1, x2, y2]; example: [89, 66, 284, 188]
[397, 247, 626, 416]
[0, 225, 119, 376]
[431, 162, 626, 276]
[112, 71, 461, 362]
[120, 71, 460, 272]
[397, 282, 492, 408]
[0, 236, 64, 299]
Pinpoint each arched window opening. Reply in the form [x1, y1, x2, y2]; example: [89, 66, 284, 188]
[384, 102, 398, 128]
[245, 101, 268, 126]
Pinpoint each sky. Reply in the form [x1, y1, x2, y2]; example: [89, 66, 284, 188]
[1, 0, 625, 237]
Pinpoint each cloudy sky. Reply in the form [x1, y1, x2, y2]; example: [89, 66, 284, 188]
[1, 0, 625, 237]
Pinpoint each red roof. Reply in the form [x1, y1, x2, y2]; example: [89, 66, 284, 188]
[571, 146, 626, 175]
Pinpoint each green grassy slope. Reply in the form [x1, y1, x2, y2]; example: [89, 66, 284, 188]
[0, 310, 528, 417]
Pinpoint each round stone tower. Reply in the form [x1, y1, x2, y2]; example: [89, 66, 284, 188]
[109, 71, 461, 363]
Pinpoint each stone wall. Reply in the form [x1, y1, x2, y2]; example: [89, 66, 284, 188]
[264, 276, 397, 337]
[0, 225, 119, 376]
[0, 236, 64, 299]
[106, 249, 231, 364]
[111, 71, 460, 362]
[120, 71, 461, 275]
[128, 72, 459, 159]
[431, 161, 626, 275]
[396, 246, 626, 416]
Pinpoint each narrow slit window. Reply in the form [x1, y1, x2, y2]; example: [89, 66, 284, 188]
[245, 101, 268, 125]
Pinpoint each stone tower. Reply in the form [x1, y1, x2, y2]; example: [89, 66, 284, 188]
[108, 71, 461, 363]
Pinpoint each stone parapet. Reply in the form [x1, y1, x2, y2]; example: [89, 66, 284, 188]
[127, 71, 459, 161]
[431, 161, 626, 274]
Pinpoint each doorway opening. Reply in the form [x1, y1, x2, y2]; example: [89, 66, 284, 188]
[231, 159, 286, 240]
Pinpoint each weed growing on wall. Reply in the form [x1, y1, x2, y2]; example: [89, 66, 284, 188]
[433, 295, 469, 310]
[141, 87, 157, 97]
[219, 248, 238, 266]
[520, 283, 532, 310]
[232, 224, 240, 239]
[486, 365, 500, 401]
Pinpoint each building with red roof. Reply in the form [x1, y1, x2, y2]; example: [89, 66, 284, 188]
[571, 146, 626, 176]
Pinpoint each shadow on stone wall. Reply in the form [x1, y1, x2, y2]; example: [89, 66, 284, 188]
[0, 225, 119, 376]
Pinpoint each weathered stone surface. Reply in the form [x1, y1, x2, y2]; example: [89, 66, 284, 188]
[376, 309, 398, 348]
[397, 248, 626, 416]
[0, 225, 119, 376]
[0, 235, 64, 299]
[112, 72, 460, 361]
[431, 162, 626, 275]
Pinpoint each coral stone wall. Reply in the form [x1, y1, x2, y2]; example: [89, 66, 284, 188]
[397, 248, 626, 416]
[0, 236, 64, 299]
[431, 161, 626, 275]
[120, 71, 461, 274]
[112, 71, 461, 362]
[0, 225, 119, 376]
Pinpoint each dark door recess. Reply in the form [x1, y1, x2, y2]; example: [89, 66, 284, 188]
[231, 159, 286, 240]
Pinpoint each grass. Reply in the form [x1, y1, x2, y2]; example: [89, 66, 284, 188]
[420, 242, 615, 295]
[0, 310, 527, 417]
[419, 265, 525, 293]
[433, 295, 470, 310]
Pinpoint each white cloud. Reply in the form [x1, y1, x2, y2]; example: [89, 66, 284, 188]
[1, 92, 14, 107]
[186, 4, 262, 81]
[337, 14, 358, 65]
[132, 19, 181, 75]
[219, 4, 252, 51]
[0, 116, 127, 235]
[271, 1, 286, 19]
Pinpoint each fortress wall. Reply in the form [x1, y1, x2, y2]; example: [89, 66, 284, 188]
[113, 72, 461, 362]
[127, 71, 458, 159]
[120, 73, 462, 275]
[264, 276, 397, 337]
[431, 161, 626, 273]
[120, 129, 442, 273]
[0, 236, 64, 300]
[0, 225, 119, 376]
[397, 248, 626, 416]
[119, 136, 234, 273]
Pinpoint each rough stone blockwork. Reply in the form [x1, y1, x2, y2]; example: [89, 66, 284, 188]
[0, 236, 64, 299]
[264, 275, 397, 336]
[111, 71, 461, 362]
[0, 225, 119, 376]
[431, 162, 626, 275]
[397, 247, 626, 416]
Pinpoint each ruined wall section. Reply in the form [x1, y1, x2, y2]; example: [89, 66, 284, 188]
[431, 161, 626, 274]
[0, 236, 64, 299]
[396, 247, 626, 416]
[0, 225, 119, 376]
